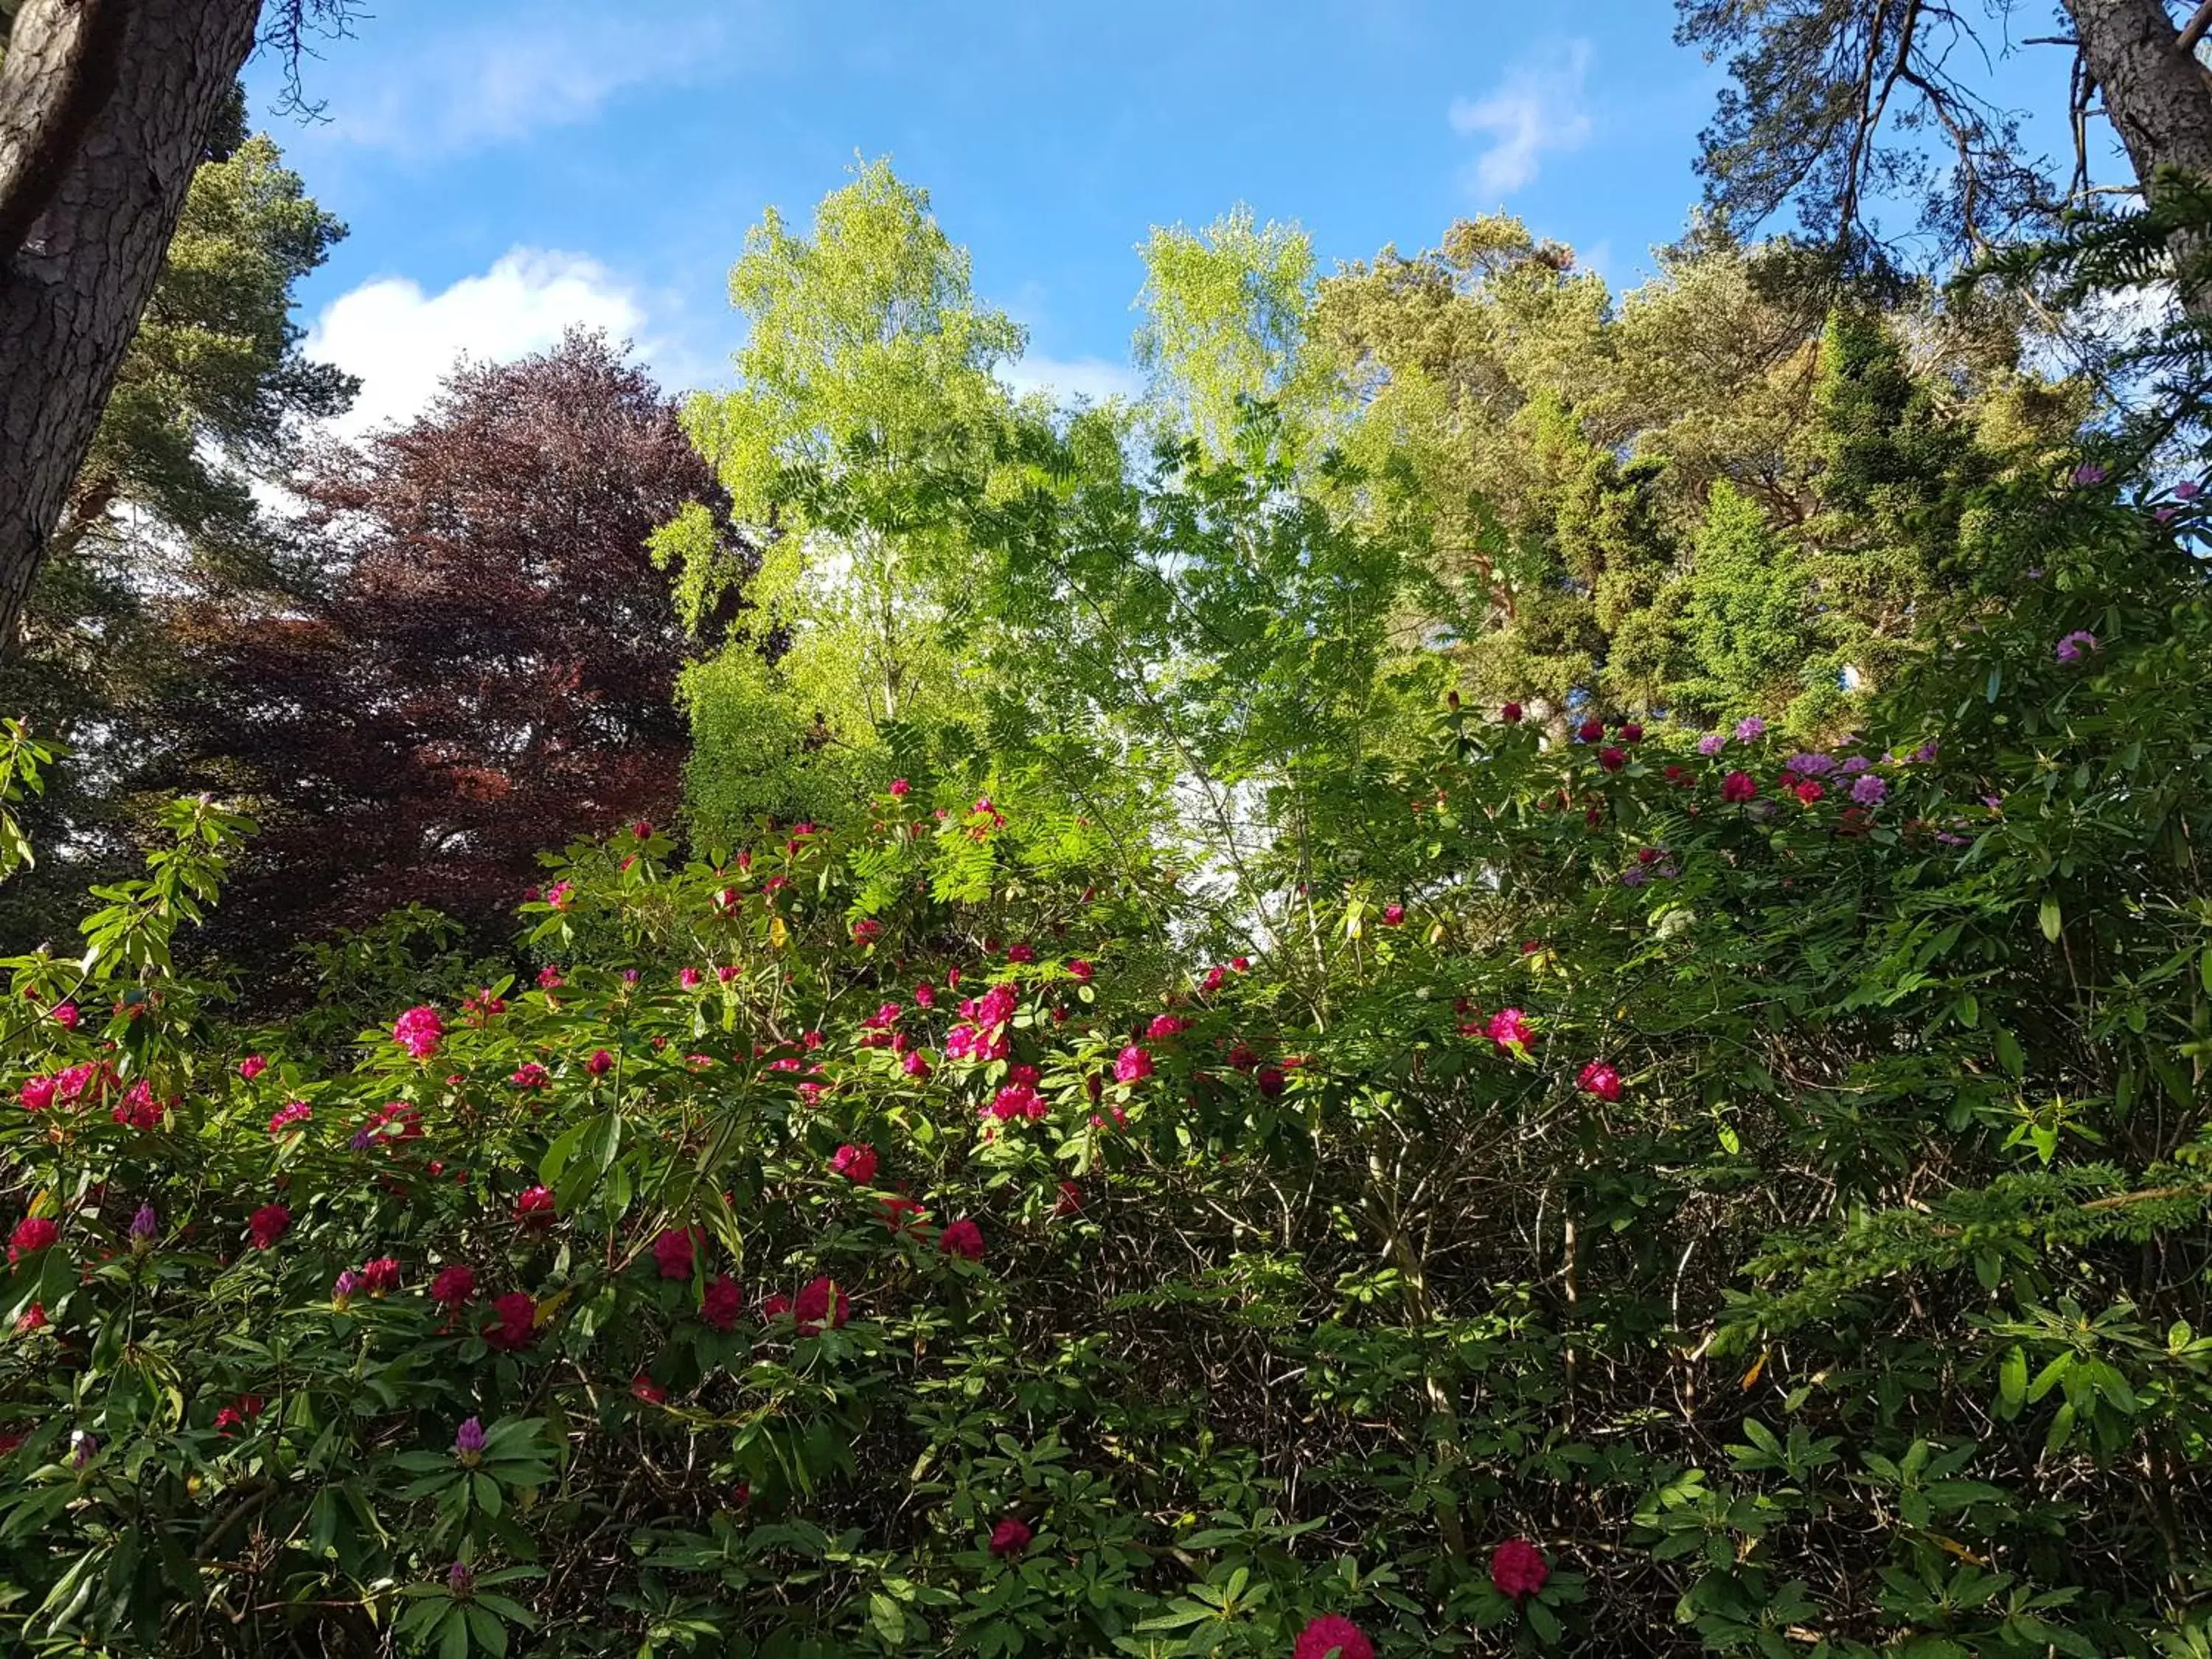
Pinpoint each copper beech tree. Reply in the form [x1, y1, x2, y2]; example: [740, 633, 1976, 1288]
[161, 332, 744, 948]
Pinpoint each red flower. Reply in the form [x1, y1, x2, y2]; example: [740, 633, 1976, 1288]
[630, 1374, 667, 1405]
[49, 1002, 77, 1030]
[15, 1303, 44, 1332]
[1599, 746, 1626, 772]
[1054, 1181, 1085, 1217]
[1006, 942, 1037, 964]
[1575, 717, 1604, 742]
[761, 1292, 793, 1320]
[18, 1074, 55, 1111]
[939, 1219, 985, 1261]
[246, 1205, 290, 1251]
[793, 1274, 849, 1335]
[585, 1048, 613, 1077]
[700, 1274, 743, 1331]
[1147, 1014, 1187, 1039]
[510, 1062, 550, 1090]
[1256, 1065, 1287, 1098]
[215, 1393, 266, 1434]
[361, 1256, 403, 1295]
[484, 1291, 536, 1352]
[1489, 1536, 1550, 1599]
[881, 1195, 930, 1234]
[1794, 779, 1825, 805]
[1620, 721, 1644, 743]
[652, 1227, 698, 1280]
[1112, 1044, 1153, 1083]
[851, 918, 883, 945]
[1293, 1615, 1374, 1659]
[1721, 770, 1758, 804]
[830, 1143, 879, 1184]
[1066, 959, 1094, 983]
[392, 1006, 442, 1060]
[239, 1054, 268, 1081]
[1380, 902, 1405, 926]
[1486, 1009, 1534, 1054]
[513, 1186, 557, 1227]
[1500, 701, 1523, 723]
[7, 1215, 57, 1264]
[1576, 1060, 1622, 1102]
[989, 1517, 1032, 1557]
[431, 1265, 478, 1309]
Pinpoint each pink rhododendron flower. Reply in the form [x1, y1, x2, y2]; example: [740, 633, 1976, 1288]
[902, 1051, 933, 1080]
[851, 918, 883, 945]
[510, 1062, 550, 1090]
[1489, 1537, 1550, 1599]
[989, 1517, 1032, 1557]
[1794, 779, 1826, 805]
[652, 1227, 698, 1280]
[939, 1218, 984, 1260]
[239, 1054, 268, 1081]
[1380, 903, 1405, 926]
[1734, 717, 1766, 742]
[537, 965, 564, 991]
[1113, 1045, 1154, 1083]
[700, 1274, 742, 1331]
[268, 1100, 312, 1136]
[513, 1186, 557, 1227]
[1293, 1615, 1374, 1659]
[881, 1195, 929, 1234]
[793, 1274, 849, 1335]
[543, 880, 574, 910]
[361, 1257, 402, 1296]
[1486, 1009, 1534, 1054]
[431, 1265, 477, 1309]
[49, 1002, 77, 1030]
[1147, 1014, 1186, 1039]
[15, 1303, 44, 1332]
[1066, 959, 1093, 984]
[585, 1048, 613, 1077]
[987, 1082, 1046, 1122]
[1006, 942, 1037, 964]
[679, 967, 703, 989]
[2055, 630, 2099, 663]
[1722, 771, 1758, 804]
[484, 1291, 536, 1352]
[8, 1216, 57, 1263]
[246, 1205, 290, 1250]
[914, 981, 936, 1006]
[831, 1144, 879, 1183]
[111, 1079, 164, 1130]
[392, 1006, 442, 1060]
[888, 777, 910, 796]
[18, 1074, 54, 1111]
[1577, 1060, 1622, 1102]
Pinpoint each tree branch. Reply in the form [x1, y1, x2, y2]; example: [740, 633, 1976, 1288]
[2177, 1, 2212, 60]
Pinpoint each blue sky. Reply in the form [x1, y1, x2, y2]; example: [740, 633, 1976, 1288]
[239, 1, 2092, 433]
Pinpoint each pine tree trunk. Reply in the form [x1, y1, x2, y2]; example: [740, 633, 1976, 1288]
[0, 0, 262, 645]
[2066, 0, 2212, 317]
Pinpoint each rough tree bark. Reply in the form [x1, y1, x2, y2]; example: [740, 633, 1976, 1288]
[2067, 0, 2212, 314]
[0, 0, 262, 647]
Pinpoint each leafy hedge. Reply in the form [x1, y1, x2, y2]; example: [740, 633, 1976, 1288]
[3, 478, 2212, 1658]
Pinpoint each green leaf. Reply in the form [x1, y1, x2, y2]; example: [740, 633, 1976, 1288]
[2039, 896, 2062, 942]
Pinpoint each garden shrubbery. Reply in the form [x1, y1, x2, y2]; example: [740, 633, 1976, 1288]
[4, 454, 2212, 1656]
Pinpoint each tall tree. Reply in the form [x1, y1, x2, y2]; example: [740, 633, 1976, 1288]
[661, 158, 1026, 835]
[0, 0, 355, 650]
[1676, 0, 2212, 310]
[0, 93, 349, 949]
[159, 332, 728, 950]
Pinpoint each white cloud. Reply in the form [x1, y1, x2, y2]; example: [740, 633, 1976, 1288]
[999, 353, 1143, 406]
[1449, 41, 1593, 198]
[330, 10, 728, 156]
[306, 249, 649, 437]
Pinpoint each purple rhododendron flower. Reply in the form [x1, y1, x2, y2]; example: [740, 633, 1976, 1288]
[1850, 774, 1888, 806]
[2055, 630, 2098, 663]
[1697, 733, 1726, 757]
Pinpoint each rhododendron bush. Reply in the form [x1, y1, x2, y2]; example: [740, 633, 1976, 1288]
[5, 445, 2212, 1659]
